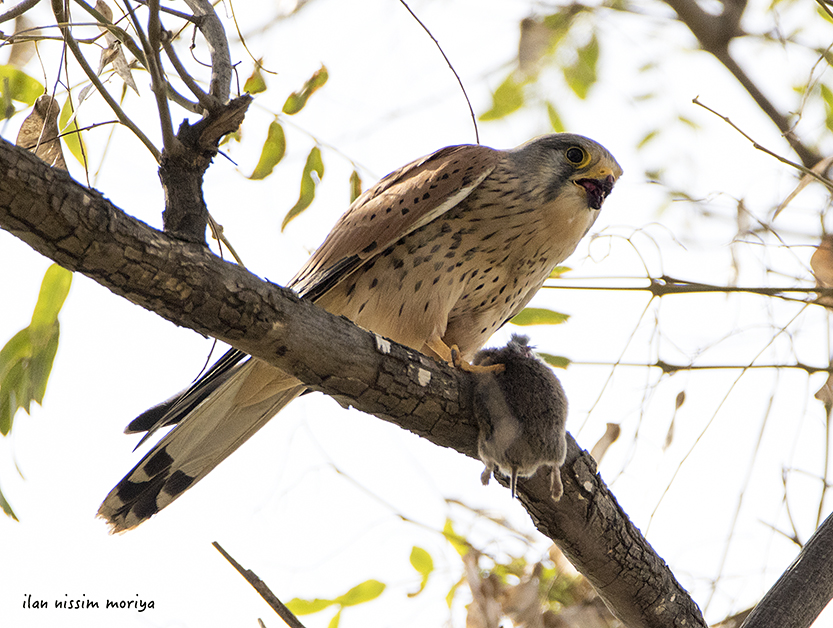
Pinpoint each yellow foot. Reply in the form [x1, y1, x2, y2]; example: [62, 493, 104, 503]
[451, 345, 505, 374]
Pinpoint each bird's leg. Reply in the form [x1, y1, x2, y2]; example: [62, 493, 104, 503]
[425, 337, 505, 373]
[451, 344, 505, 374]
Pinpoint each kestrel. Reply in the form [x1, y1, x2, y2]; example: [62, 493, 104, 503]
[99, 133, 622, 531]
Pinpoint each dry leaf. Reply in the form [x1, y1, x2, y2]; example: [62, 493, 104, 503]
[94, 0, 139, 94]
[15, 94, 67, 171]
[811, 236, 833, 308]
[500, 563, 545, 628]
[815, 372, 833, 409]
[518, 18, 552, 76]
[590, 423, 620, 464]
[9, 15, 37, 68]
[773, 155, 833, 219]
[463, 552, 503, 628]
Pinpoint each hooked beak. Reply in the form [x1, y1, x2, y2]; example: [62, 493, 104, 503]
[575, 174, 616, 210]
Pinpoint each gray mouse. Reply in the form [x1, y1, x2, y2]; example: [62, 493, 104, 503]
[471, 334, 568, 501]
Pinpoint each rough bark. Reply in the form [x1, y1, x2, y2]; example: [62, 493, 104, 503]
[159, 95, 251, 243]
[740, 510, 833, 628]
[0, 136, 706, 628]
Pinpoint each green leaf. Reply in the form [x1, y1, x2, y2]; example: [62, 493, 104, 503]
[546, 102, 564, 133]
[0, 358, 27, 434]
[548, 265, 571, 278]
[677, 115, 698, 129]
[29, 326, 60, 405]
[285, 597, 336, 615]
[249, 121, 286, 180]
[0, 329, 32, 384]
[59, 97, 87, 165]
[822, 84, 833, 132]
[410, 546, 434, 577]
[408, 546, 434, 597]
[446, 575, 466, 608]
[563, 34, 599, 99]
[243, 63, 267, 95]
[538, 352, 571, 369]
[0, 481, 19, 521]
[0, 65, 43, 105]
[442, 518, 470, 556]
[510, 307, 569, 326]
[282, 146, 324, 230]
[30, 264, 72, 334]
[0, 265, 71, 435]
[636, 129, 659, 149]
[480, 73, 525, 121]
[327, 610, 341, 628]
[349, 169, 362, 204]
[283, 65, 328, 115]
[335, 579, 385, 607]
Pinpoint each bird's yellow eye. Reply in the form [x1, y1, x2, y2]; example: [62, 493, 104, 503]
[565, 146, 589, 167]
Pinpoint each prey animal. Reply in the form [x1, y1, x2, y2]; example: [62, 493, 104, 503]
[472, 334, 568, 500]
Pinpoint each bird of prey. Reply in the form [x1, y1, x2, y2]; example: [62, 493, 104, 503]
[99, 133, 622, 531]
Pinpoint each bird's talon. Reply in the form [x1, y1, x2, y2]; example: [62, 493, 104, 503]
[452, 344, 506, 374]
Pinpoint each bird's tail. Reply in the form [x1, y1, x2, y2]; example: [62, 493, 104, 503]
[98, 358, 303, 532]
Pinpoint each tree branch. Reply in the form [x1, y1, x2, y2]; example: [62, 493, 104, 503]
[740, 510, 833, 628]
[661, 0, 822, 168]
[0, 136, 705, 628]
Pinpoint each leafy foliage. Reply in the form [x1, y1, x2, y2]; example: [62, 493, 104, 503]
[286, 578, 385, 627]
[510, 307, 570, 326]
[0, 65, 43, 112]
[58, 97, 87, 166]
[249, 121, 286, 180]
[283, 65, 329, 115]
[480, 74, 527, 121]
[243, 63, 267, 95]
[0, 264, 72, 520]
[408, 546, 434, 597]
[282, 146, 325, 230]
[562, 34, 599, 100]
[0, 264, 72, 436]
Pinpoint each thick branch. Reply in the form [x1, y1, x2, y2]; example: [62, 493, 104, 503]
[0, 136, 705, 628]
[740, 510, 833, 628]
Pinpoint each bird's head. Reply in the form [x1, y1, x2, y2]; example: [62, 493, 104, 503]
[512, 133, 623, 211]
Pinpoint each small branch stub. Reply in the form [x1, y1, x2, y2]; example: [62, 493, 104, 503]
[160, 95, 252, 243]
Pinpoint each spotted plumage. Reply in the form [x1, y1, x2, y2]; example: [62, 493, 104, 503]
[99, 133, 621, 531]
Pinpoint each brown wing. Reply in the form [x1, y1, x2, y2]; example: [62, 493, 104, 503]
[289, 144, 500, 301]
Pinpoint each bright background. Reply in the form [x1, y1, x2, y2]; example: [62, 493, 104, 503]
[2, 0, 833, 626]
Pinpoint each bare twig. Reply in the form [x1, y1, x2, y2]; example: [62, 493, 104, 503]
[50, 0, 161, 161]
[212, 542, 308, 628]
[124, 0, 175, 150]
[131, 0, 200, 23]
[72, 0, 202, 113]
[0, 0, 42, 24]
[398, 0, 479, 144]
[569, 360, 833, 375]
[547, 274, 833, 300]
[816, 0, 833, 24]
[207, 213, 246, 266]
[181, 0, 231, 102]
[162, 36, 216, 110]
[693, 97, 833, 190]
